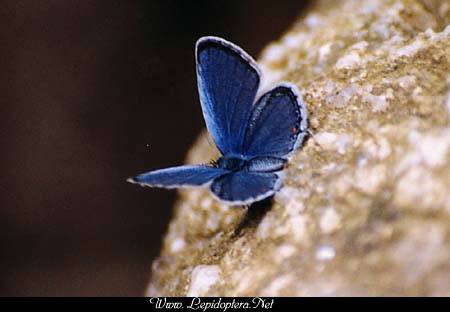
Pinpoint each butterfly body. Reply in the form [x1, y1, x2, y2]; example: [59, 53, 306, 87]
[215, 154, 286, 173]
[129, 36, 308, 206]
[216, 154, 249, 172]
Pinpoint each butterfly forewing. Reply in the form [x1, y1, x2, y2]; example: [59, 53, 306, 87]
[196, 37, 260, 155]
[129, 165, 228, 188]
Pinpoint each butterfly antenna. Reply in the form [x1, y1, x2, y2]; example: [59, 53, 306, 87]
[306, 129, 324, 150]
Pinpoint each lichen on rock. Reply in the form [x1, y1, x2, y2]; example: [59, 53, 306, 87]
[147, 0, 450, 296]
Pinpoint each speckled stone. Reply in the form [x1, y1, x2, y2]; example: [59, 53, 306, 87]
[147, 0, 450, 296]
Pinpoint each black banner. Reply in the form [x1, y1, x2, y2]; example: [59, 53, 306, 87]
[1, 297, 441, 310]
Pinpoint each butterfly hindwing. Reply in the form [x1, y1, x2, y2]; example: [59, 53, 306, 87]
[246, 156, 287, 172]
[196, 36, 260, 155]
[241, 84, 308, 158]
[210, 172, 281, 205]
[129, 165, 228, 188]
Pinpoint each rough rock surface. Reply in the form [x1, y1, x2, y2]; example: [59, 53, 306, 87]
[148, 0, 450, 296]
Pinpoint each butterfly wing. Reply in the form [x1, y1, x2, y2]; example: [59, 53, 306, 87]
[210, 171, 281, 205]
[241, 83, 308, 158]
[196, 36, 260, 155]
[128, 165, 228, 188]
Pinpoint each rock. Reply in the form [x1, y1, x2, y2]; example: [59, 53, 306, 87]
[147, 0, 450, 296]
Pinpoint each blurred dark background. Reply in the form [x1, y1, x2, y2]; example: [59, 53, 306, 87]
[0, 0, 309, 296]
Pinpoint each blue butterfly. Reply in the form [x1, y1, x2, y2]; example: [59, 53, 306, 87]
[128, 36, 308, 206]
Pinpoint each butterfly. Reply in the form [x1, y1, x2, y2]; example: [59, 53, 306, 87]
[128, 36, 308, 206]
